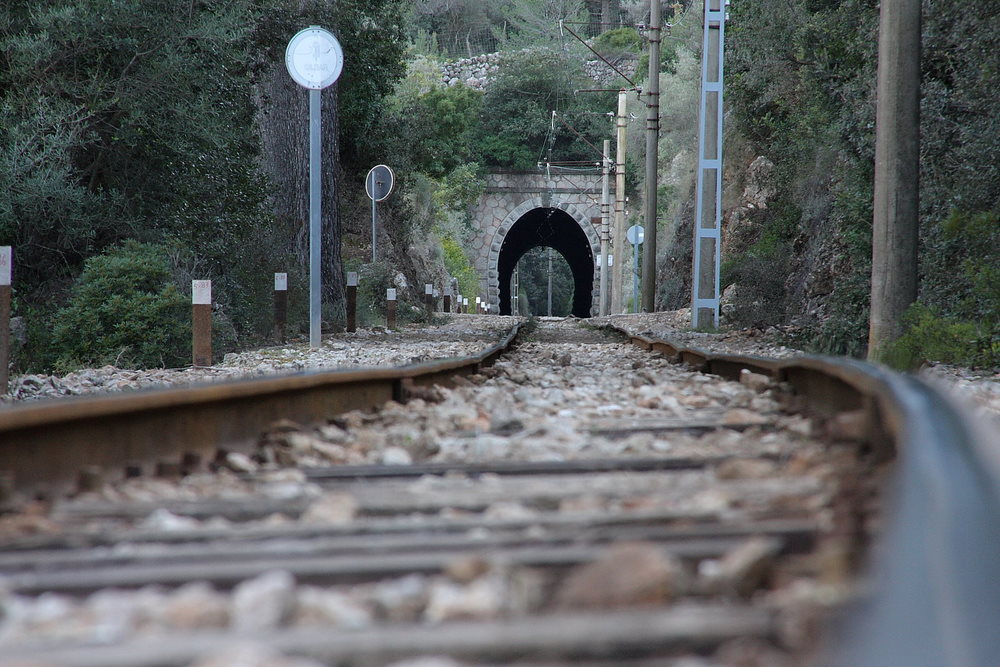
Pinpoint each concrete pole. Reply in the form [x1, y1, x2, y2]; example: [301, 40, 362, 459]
[641, 0, 661, 312]
[600, 139, 611, 316]
[868, 0, 921, 362]
[611, 89, 628, 314]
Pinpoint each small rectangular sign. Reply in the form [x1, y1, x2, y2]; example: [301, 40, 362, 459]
[192, 280, 212, 305]
[444, 286, 452, 296]
[463, 298, 469, 305]
[0, 246, 10, 286]
[475, 296, 481, 304]
[595, 254, 614, 267]
[347, 272, 358, 287]
[386, 288, 397, 301]
[274, 273, 288, 291]
[425, 283, 433, 295]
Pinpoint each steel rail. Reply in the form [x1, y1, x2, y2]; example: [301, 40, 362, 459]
[606, 325, 1000, 666]
[0, 324, 521, 502]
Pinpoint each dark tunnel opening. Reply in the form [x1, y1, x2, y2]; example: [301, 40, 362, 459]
[497, 208, 594, 317]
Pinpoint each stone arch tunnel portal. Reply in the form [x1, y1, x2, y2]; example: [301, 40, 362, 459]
[497, 207, 594, 317]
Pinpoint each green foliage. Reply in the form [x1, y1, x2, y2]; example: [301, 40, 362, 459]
[888, 304, 997, 370]
[725, 0, 1000, 361]
[389, 83, 484, 178]
[893, 210, 1000, 368]
[441, 236, 480, 299]
[515, 247, 574, 316]
[474, 49, 613, 169]
[593, 27, 642, 54]
[356, 261, 395, 328]
[0, 0, 409, 370]
[50, 242, 190, 370]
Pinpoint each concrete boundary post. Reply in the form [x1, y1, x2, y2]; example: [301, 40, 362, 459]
[0, 247, 11, 395]
[386, 288, 397, 329]
[274, 273, 288, 343]
[192, 280, 212, 367]
[346, 272, 358, 333]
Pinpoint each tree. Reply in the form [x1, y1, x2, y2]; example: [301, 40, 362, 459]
[475, 49, 613, 169]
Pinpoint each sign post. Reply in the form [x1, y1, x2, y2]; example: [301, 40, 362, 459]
[627, 224, 644, 313]
[366, 165, 395, 262]
[286, 26, 344, 348]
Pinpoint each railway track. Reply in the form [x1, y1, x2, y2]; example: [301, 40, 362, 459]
[0, 317, 997, 666]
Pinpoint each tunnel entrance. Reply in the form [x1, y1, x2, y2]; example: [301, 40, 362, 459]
[497, 207, 594, 317]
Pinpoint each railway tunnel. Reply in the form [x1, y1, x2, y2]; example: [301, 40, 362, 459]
[496, 207, 595, 317]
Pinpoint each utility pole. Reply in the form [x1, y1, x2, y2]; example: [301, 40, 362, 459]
[611, 89, 627, 314]
[641, 0, 661, 312]
[600, 139, 611, 316]
[868, 0, 921, 363]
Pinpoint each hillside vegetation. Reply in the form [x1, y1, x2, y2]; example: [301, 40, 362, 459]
[1, 0, 996, 371]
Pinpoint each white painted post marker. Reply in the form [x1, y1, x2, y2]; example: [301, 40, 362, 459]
[0, 247, 11, 394]
[386, 288, 398, 329]
[274, 273, 288, 343]
[192, 280, 212, 366]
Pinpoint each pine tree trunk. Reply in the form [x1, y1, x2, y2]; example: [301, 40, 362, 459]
[256, 60, 346, 329]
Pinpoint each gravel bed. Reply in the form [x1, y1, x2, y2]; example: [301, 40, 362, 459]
[0, 319, 847, 666]
[1, 315, 991, 666]
[589, 309, 804, 359]
[595, 309, 1000, 425]
[2, 315, 517, 404]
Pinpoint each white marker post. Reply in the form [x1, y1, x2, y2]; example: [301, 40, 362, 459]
[346, 272, 358, 332]
[192, 280, 212, 367]
[386, 288, 398, 329]
[286, 26, 344, 348]
[274, 272, 288, 343]
[0, 247, 11, 394]
[425, 283, 434, 319]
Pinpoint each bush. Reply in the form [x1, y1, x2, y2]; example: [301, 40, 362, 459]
[441, 236, 479, 300]
[887, 303, 997, 369]
[51, 241, 190, 370]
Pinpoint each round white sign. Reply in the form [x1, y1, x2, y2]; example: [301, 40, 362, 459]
[285, 26, 344, 90]
[627, 224, 645, 245]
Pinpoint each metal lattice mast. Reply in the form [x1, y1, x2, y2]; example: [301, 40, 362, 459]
[691, 1, 727, 329]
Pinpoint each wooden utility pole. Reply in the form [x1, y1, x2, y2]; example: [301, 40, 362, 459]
[641, 0, 661, 312]
[611, 90, 628, 314]
[868, 0, 921, 362]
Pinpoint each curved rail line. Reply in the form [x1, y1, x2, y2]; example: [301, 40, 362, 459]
[0, 319, 997, 663]
[608, 325, 1000, 665]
